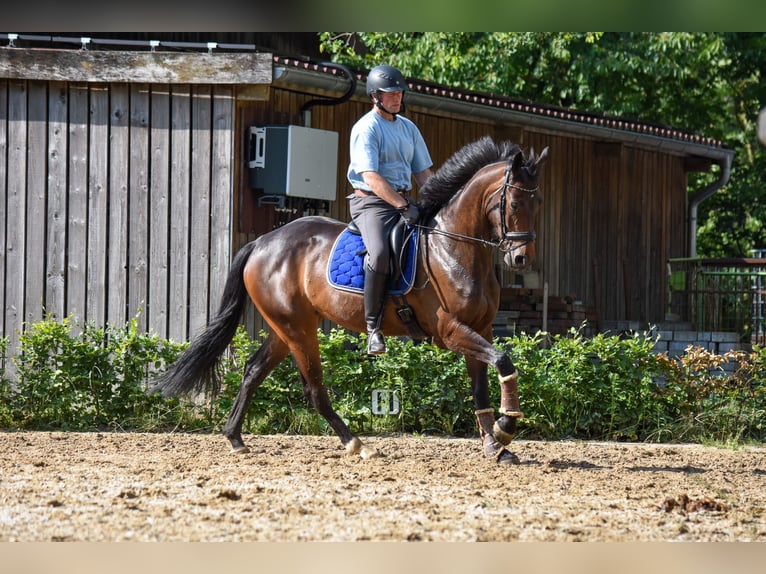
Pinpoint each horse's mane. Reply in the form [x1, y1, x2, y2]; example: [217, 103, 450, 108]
[416, 136, 521, 221]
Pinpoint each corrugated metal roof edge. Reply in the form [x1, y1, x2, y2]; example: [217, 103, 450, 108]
[273, 55, 734, 162]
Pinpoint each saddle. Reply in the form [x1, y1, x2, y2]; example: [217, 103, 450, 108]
[327, 219, 419, 296]
[327, 220, 426, 340]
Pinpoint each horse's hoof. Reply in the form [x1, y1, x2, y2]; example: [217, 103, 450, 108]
[230, 445, 250, 455]
[345, 437, 363, 456]
[360, 446, 380, 460]
[497, 449, 520, 465]
[482, 436, 505, 458]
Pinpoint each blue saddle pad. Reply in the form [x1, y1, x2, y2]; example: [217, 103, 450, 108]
[327, 228, 418, 295]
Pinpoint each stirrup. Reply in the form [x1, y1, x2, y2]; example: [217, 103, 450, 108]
[367, 329, 386, 355]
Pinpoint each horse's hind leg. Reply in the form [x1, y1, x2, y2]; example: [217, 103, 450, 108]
[291, 333, 379, 459]
[222, 335, 289, 453]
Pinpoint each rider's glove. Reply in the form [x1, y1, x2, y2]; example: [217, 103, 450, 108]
[399, 202, 420, 225]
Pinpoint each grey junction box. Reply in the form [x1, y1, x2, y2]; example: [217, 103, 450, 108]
[248, 125, 339, 201]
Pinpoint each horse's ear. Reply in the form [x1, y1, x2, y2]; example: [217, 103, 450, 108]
[536, 146, 550, 167]
[511, 150, 524, 173]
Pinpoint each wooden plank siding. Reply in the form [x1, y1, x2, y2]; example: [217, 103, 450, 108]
[189, 86, 213, 336]
[88, 85, 109, 328]
[0, 79, 234, 368]
[47, 82, 69, 322]
[169, 85, 192, 342]
[25, 83, 47, 329]
[127, 84, 151, 334]
[0, 83, 6, 354]
[209, 86, 235, 328]
[4, 81, 27, 360]
[67, 83, 89, 324]
[107, 84, 130, 328]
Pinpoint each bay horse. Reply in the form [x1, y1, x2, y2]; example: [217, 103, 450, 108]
[150, 135, 548, 464]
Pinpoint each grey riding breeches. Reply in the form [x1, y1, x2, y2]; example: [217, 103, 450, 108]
[348, 194, 402, 274]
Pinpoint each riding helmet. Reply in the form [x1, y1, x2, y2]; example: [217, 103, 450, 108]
[366, 65, 407, 95]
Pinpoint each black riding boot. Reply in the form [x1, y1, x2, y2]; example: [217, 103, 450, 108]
[364, 266, 389, 355]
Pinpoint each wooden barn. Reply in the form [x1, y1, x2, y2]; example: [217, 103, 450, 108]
[0, 33, 734, 364]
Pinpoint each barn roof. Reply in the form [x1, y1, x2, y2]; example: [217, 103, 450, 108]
[272, 56, 734, 163]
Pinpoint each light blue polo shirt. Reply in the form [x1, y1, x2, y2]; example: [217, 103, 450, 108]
[347, 110, 432, 192]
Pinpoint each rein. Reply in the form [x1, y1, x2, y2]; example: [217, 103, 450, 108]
[414, 223, 498, 248]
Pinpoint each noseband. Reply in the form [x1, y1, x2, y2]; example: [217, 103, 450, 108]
[492, 160, 537, 253]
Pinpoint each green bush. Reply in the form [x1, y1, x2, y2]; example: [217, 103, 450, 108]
[503, 328, 766, 444]
[0, 335, 11, 427]
[1, 316, 765, 445]
[5, 315, 188, 431]
[499, 329, 665, 441]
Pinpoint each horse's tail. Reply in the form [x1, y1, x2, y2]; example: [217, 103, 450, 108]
[148, 241, 257, 398]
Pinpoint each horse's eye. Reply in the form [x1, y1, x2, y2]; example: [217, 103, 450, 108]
[510, 201, 519, 210]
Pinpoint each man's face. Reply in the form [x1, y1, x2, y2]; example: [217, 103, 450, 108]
[378, 90, 403, 113]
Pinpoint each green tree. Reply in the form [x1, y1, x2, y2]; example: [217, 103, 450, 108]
[320, 32, 766, 256]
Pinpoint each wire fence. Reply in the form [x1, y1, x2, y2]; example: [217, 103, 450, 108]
[667, 254, 766, 346]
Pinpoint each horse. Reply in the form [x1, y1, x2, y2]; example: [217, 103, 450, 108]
[150, 135, 549, 464]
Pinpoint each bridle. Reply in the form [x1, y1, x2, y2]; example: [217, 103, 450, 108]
[491, 159, 538, 253]
[415, 157, 538, 255]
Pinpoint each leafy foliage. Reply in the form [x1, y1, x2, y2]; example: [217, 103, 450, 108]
[654, 346, 766, 444]
[320, 32, 766, 256]
[1, 315, 189, 430]
[504, 328, 766, 444]
[500, 329, 664, 441]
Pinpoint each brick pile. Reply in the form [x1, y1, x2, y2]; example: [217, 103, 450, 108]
[493, 287, 600, 337]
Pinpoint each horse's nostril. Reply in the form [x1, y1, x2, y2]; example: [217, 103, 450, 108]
[514, 255, 527, 267]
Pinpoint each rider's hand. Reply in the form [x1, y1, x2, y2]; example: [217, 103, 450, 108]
[401, 203, 420, 225]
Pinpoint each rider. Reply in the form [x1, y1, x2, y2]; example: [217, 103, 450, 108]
[347, 64, 434, 355]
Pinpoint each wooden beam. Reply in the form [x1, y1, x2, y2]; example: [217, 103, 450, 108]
[235, 84, 271, 101]
[0, 48, 272, 84]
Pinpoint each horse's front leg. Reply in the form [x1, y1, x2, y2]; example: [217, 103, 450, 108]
[466, 357, 521, 465]
[442, 321, 523, 464]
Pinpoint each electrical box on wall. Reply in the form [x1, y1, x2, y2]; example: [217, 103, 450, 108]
[248, 125, 339, 201]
